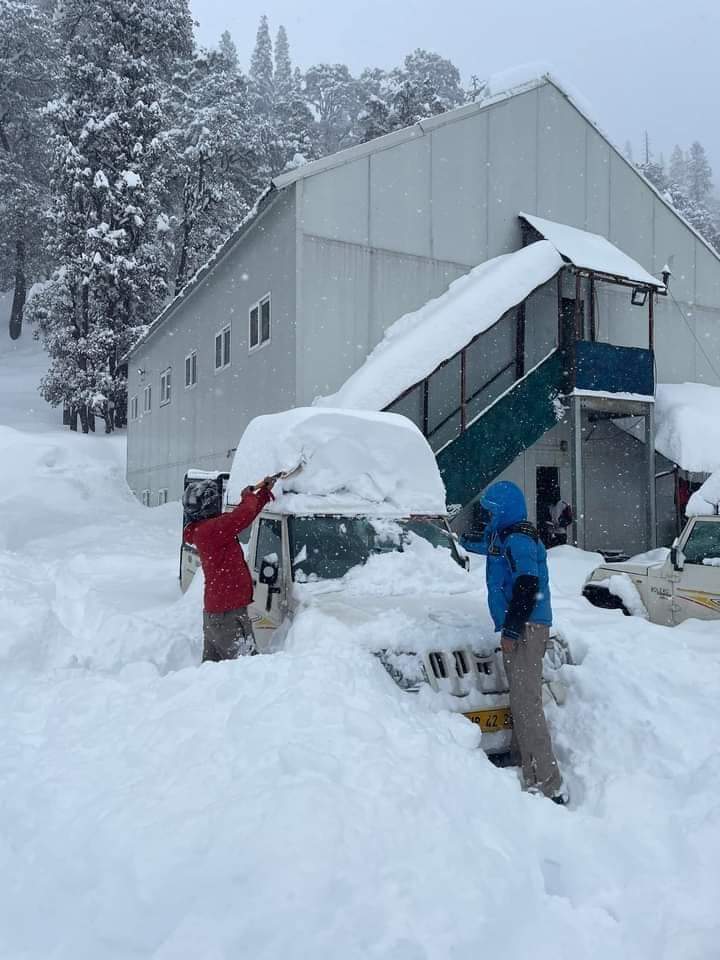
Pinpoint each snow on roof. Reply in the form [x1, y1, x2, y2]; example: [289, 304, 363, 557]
[227, 408, 447, 515]
[318, 241, 563, 412]
[520, 213, 664, 289]
[687, 472, 720, 517]
[655, 382, 720, 473]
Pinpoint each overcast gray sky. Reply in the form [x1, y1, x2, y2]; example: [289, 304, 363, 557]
[191, 0, 720, 177]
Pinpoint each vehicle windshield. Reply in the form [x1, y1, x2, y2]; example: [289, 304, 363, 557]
[288, 516, 462, 582]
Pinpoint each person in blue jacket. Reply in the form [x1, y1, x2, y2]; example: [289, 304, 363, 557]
[462, 481, 568, 804]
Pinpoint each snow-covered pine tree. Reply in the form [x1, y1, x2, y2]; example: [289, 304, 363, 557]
[270, 27, 316, 172]
[249, 15, 274, 117]
[401, 49, 465, 112]
[303, 63, 360, 155]
[662, 141, 720, 251]
[274, 26, 292, 97]
[357, 68, 392, 143]
[218, 30, 238, 71]
[636, 134, 667, 194]
[668, 145, 687, 196]
[686, 141, 713, 207]
[0, 0, 57, 340]
[165, 47, 258, 289]
[28, 0, 193, 432]
[358, 50, 465, 144]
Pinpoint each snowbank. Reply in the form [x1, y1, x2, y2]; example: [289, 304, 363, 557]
[227, 407, 447, 515]
[655, 382, 720, 473]
[318, 241, 563, 411]
[3, 330, 720, 959]
[687, 471, 720, 516]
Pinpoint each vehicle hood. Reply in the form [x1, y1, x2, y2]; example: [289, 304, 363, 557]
[588, 560, 655, 581]
[297, 588, 497, 656]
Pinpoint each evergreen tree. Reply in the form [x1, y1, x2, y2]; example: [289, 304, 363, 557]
[358, 50, 465, 143]
[402, 49, 465, 111]
[686, 141, 713, 207]
[218, 30, 238, 71]
[166, 48, 259, 288]
[274, 25, 292, 97]
[269, 28, 315, 172]
[28, 0, 194, 432]
[249, 15, 274, 116]
[304, 63, 360, 155]
[636, 136, 667, 194]
[0, 0, 57, 339]
[668, 145, 687, 195]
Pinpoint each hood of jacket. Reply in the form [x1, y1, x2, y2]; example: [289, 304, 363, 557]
[480, 481, 528, 534]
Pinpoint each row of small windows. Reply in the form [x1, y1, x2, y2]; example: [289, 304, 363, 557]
[140, 489, 168, 507]
[129, 295, 271, 420]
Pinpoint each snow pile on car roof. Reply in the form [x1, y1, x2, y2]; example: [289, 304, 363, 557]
[227, 408, 447, 514]
[655, 382, 720, 473]
[687, 471, 720, 516]
[318, 241, 563, 411]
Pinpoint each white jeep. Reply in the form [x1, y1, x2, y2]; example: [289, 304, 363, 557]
[583, 516, 720, 625]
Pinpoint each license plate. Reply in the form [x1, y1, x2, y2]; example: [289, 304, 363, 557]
[464, 707, 512, 732]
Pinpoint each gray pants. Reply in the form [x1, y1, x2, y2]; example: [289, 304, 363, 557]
[202, 608, 257, 662]
[503, 623, 562, 797]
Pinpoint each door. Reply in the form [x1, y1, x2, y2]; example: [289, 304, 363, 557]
[250, 516, 287, 648]
[536, 466, 562, 547]
[673, 519, 720, 624]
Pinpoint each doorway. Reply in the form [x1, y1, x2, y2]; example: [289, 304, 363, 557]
[536, 466, 561, 547]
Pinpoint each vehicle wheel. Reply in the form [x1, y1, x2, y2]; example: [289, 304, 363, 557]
[582, 583, 630, 616]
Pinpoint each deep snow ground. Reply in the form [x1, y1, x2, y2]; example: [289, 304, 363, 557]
[1, 328, 719, 959]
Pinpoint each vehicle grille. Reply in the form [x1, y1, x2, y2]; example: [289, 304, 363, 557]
[425, 648, 505, 696]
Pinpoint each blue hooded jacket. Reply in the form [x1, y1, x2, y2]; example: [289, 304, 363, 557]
[462, 481, 552, 634]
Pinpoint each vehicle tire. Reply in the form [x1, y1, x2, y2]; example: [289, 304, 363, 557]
[582, 583, 630, 616]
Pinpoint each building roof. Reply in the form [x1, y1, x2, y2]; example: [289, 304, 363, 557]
[125, 67, 719, 358]
[520, 213, 665, 290]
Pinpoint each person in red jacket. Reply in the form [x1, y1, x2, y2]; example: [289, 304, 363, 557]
[183, 477, 276, 662]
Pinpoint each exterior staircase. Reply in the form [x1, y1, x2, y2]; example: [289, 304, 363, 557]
[384, 305, 654, 512]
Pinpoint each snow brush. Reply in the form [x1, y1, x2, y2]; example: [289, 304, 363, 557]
[252, 455, 307, 492]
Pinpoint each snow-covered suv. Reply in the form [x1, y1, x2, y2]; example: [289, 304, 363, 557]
[181, 407, 572, 754]
[583, 516, 720, 625]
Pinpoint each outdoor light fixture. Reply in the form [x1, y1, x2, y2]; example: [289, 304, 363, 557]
[631, 287, 648, 307]
[662, 265, 672, 288]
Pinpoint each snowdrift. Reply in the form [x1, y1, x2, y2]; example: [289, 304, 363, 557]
[2, 332, 720, 959]
[227, 407, 447, 515]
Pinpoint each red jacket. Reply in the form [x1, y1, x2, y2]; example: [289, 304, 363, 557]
[184, 488, 273, 613]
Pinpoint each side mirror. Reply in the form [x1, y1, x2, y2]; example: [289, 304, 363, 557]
[259, 555, 279, 586]
[670, 545, 685, 571]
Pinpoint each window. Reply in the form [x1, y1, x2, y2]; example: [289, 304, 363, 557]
[130, 396, 138, 420]
[249, 294, 271, 351]
[143, 385, 152, 413]
[254, 518, 283, 573]
[157, 488, 168, 505]
[682, 521, 720, 565]
[160, 368, 172, 405]
[288, 517, 462, 583]
[215, 325, 231, 370]
[184, 350, 197, 388]
[141, 490, 150, 507]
